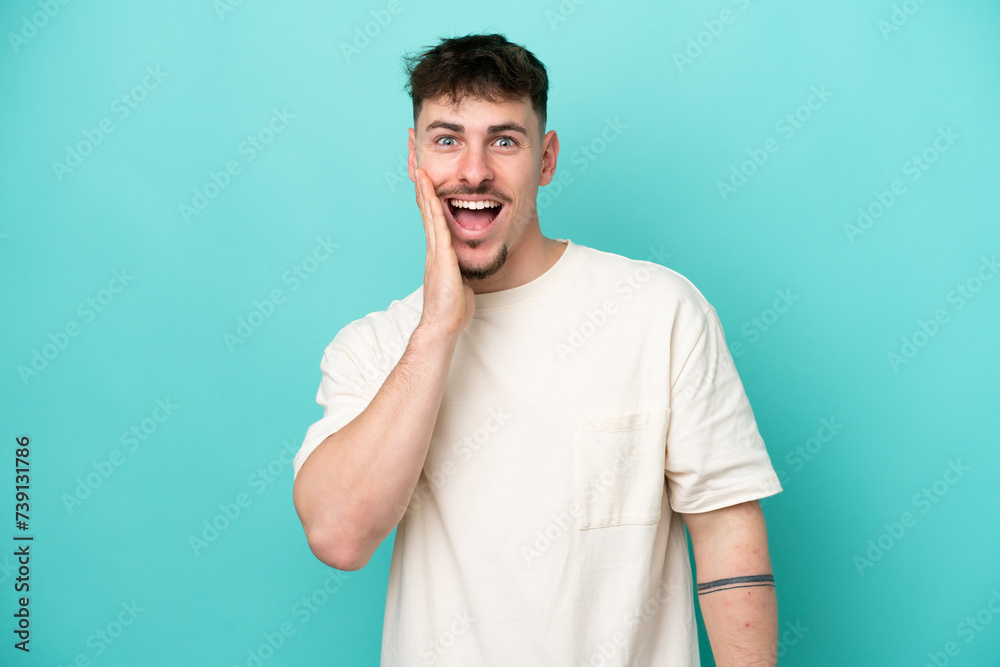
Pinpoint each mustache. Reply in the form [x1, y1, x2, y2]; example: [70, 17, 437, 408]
[439, 188, 508, 203]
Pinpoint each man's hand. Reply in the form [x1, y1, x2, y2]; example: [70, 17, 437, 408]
[414, 167, 475, 336]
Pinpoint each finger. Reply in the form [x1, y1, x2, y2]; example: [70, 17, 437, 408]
[426, 180, 452, 253]
[416, 169, 451, 256]
[415, 169, 435, 251]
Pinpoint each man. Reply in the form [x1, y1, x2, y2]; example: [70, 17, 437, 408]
[292, 33, 783, 666]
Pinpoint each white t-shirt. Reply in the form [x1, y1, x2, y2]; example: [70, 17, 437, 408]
[293, 238, 783, 666]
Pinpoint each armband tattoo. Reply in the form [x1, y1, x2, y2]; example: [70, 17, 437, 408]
[697, 574, 775, 596]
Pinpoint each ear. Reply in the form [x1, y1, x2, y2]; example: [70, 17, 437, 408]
[538, 130, 559, 187]
[408, 128, 417, 183]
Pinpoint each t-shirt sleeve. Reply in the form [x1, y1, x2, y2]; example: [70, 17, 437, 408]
[664, 304, 782, 513]
[292, 327, 380, 480]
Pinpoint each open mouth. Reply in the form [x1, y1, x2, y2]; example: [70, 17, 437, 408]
[445, 198, 503, 235]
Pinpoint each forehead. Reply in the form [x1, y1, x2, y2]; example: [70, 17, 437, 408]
[416, 94, 537, 135]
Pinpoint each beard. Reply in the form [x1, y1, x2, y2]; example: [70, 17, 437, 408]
[459, 242, 508, 281]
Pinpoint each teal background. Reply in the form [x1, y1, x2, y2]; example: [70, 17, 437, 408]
[2, 0, 999, 665]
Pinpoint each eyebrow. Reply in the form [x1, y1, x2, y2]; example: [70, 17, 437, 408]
[424, 120, 529, 136]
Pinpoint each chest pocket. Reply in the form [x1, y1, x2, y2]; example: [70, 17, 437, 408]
[572, 409, 671, 530]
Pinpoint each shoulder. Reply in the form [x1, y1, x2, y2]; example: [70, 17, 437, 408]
[573, 242, 713, 324]
[323, 285, 424, 357]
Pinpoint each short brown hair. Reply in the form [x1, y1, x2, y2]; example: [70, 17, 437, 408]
[402, 33, 549, 136]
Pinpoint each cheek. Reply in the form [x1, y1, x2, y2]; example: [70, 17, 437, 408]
[427, 161, 458, 184]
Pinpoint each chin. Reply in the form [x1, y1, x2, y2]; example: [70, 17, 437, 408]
[457, 241, 508, 281]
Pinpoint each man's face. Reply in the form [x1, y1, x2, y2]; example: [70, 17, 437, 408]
[408, 94, 558, 283]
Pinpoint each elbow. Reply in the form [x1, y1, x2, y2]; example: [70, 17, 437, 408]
[305, 525, 372, 572]
[293, 469, 377, 571]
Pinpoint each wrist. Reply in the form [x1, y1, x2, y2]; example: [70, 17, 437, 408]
[412, 320, 462, 349]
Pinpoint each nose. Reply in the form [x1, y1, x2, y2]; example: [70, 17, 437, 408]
[456, 143, 493, 187]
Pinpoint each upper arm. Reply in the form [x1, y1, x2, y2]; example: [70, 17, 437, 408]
[292, 324, 386, 481]
[680, 499, 767, 548]
[679, 500, 772, 578]
[664, 303, 782, 514]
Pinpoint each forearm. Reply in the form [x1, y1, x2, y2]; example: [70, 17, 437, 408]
[682, 501, 778, 667]
[293, 322, 459, 570]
